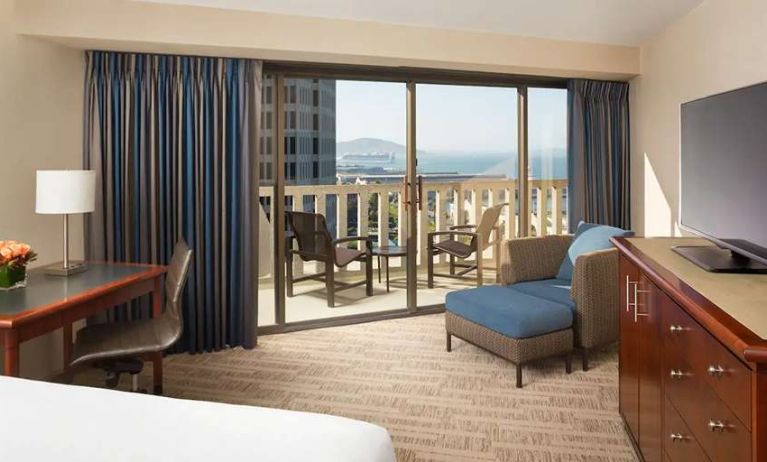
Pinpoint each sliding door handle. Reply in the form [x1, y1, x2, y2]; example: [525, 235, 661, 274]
[416, 175, 423, 211]
[401, 176, 409, 210]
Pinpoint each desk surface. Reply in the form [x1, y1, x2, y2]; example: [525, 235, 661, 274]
[0, 263, 166, 326]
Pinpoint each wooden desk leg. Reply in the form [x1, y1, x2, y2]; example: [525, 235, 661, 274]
[151, 276, 163, 395]
[62, 323, 73, 383]
[3, 330, 20, 377]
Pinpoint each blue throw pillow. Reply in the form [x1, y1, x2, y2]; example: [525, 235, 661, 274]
[556, 221, 634, 280]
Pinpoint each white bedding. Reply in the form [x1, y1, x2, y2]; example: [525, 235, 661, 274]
[0, 376, 395, 462]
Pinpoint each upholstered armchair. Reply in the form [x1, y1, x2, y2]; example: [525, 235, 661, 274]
[499, 235, 620, 370]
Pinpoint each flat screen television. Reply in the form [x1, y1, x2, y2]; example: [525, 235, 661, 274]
[678, 81, 767, 273]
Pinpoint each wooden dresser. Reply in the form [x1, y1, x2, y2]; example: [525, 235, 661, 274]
[612, 237, 767, 462]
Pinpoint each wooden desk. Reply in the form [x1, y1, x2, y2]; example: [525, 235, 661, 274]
[0, 263, 166, 393]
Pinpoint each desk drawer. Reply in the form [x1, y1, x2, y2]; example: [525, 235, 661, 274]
[664, 396, 710, 462]
[663, 298, 751, 428]
[664, 346, 750, 462]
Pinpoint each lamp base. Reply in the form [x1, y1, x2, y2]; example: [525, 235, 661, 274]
[43, 261, 89, 277]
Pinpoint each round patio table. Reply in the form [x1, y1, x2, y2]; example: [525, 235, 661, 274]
[371, 246, 407, 292]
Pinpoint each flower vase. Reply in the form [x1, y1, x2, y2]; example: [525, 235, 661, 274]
[0, 264, 27, 290]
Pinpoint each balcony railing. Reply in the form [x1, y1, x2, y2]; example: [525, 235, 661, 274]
[259, 178, 567, 275]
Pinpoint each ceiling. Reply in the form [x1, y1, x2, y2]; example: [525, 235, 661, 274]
[134, 0, 703, 46]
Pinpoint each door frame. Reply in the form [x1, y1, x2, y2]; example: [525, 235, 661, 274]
[405, 80, 418, 312]
[259, 64, 565, 335]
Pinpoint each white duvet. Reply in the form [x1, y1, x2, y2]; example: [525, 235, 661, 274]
[0, 376, 395, 462]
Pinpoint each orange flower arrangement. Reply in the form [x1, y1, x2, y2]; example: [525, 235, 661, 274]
[0, 240, 37, 268]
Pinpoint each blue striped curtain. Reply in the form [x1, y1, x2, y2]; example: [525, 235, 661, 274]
[567, 79, 631, 230]
[83, 51, 261, 353]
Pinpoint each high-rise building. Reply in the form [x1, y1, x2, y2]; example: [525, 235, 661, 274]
[260, 78, 336, 185]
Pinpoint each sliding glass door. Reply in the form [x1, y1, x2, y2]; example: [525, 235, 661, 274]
[258, 75, 412, 328]
[413, 83, 519, 307]
[256, 67, 567, 332]
[528, 88, 569, 236]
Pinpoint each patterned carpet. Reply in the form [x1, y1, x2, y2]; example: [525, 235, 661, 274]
[78, 314, 637, 461]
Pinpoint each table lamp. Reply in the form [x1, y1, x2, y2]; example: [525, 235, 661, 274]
[35, 170, 96, 276]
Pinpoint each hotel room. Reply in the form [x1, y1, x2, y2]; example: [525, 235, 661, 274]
[2, 1, 767, 460]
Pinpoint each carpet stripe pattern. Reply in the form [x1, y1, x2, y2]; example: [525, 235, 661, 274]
[79, 314, 637, 461]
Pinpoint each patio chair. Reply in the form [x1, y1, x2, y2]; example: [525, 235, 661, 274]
[427, 203, 507, 288]
[285, 211, 373, 307]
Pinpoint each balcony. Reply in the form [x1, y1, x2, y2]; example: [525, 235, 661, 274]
[257, 178, 568, 325]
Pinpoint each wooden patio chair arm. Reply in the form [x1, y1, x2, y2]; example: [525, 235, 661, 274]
[428, 231, 478, 243]
[334, 235, 373, 251]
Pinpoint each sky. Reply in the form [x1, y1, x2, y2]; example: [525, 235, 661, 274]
[335, 81, 567, 153]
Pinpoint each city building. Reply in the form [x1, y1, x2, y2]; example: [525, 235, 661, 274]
[260, 78, 337, 186]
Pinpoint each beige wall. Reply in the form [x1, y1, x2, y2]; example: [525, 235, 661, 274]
[1, 0, 640, 380]
[630, 0, 767, 236]
[0, 0, 84, 378]
[4, 0, 765, 377]
[14, 0, 638, 81]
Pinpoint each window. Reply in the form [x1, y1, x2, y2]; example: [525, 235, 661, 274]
[286, 111, 296, 129]
[284, 163, 297, 180]
[286, 85, 297, 104]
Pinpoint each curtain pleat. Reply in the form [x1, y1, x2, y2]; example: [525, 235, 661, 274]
[83, 51, 261, 353]
[567, 79, 631, 230]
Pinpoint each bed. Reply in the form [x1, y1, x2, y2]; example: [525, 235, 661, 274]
[0, 376, 396, 462]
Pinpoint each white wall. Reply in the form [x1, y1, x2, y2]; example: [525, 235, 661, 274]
[0, 0, 84, 378]
[630, 0, 767, 236]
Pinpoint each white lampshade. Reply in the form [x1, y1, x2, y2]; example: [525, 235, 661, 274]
[35, 170, 96, 214]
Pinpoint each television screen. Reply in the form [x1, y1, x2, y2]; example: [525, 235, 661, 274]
[680, 82, 767, 265]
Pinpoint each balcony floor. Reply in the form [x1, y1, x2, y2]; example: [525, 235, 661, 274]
[258, 262, 496, 326]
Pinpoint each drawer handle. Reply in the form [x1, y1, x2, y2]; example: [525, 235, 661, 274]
[669, 433, 684, 442]
[632, 283, 649, 322]
[707, 365, 725, 376]
[708, 420, 726, 432]
[625, 276, 634, 312]
[669, 325, 684, 333]
[669, 369, 685, 379]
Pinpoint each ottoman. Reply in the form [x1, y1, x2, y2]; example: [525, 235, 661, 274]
[445, 285, 574, 388]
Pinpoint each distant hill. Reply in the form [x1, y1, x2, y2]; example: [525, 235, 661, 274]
[337, 138, 427, 156]
[337, 138, 404, 155]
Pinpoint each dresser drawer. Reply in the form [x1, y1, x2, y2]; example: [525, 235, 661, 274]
[663, 396, 710, 462]
[663, 298, 751, 428]
[663, 347, 751, 462]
